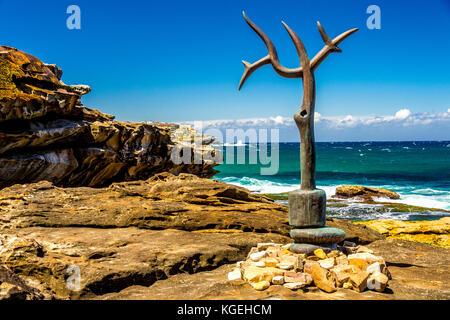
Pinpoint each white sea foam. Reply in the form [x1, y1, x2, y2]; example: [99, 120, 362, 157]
[410, 188, 448, 195]
[222, 140, 246, 147]
[216, 176, 450, 211]
[327, 203, 450, 221]
[372, 185, 450, 210]
[376, 195, 450, 210]
[219, 176, 297, 194]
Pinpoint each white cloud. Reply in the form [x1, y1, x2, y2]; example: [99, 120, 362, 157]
[394, 109, 411, 120]
[271, 115, 284, 124]
[181, 109, 450, 141]
[188, 109, 449, 129]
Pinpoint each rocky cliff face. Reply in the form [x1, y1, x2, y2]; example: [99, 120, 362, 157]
[0, 46, 218, 188]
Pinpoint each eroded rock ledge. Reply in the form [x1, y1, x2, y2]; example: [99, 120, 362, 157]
[0, 46, 218, 188]
[0, 173, 386, 299]
[2, 173, 447, 300]
[0, 174, 448, 300]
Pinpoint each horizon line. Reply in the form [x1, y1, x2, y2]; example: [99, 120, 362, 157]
[214, 140, 450, 144]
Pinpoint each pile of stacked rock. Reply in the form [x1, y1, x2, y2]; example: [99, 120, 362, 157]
[228, 241, 391, 293]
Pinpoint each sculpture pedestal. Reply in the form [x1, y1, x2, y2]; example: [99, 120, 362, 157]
[289, 227, 346, 254]
[288, 189, 346, 254]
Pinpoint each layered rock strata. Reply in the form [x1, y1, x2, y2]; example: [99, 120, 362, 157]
[0, 46, 218, 188]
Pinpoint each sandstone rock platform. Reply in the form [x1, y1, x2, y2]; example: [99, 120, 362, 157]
[357, 218, 450, 248]
[97, 239, 450, 300]
[0, 173, 448, 300]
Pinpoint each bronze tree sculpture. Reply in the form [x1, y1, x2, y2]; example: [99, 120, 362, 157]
[239, 12, 358, 253]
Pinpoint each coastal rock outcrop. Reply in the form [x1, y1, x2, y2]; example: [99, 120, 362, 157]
[356, 218, 450, 248]
[334, 185, 400, 201]
[0, 46, 218, 188]
[0, 174, 448, 300]
[0, 173, 384, 299]
[0, 173, 382, 242]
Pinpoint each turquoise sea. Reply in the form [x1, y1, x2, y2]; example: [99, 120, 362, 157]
[213, 141, 450, 221]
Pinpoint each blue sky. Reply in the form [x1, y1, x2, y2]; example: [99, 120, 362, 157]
[1, 0, 449, 141]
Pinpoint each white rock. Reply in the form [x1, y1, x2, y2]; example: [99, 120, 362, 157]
[319, 258, 335, 270]
[277, 255, 299, 270]
[276, 263, 293, 270]
[281, 243, 292, 250]
[367, 271, 389, 292]
[254, 261, 266, 267]
[272, 275, 285, 285]
[227, 268, 242, 281]
[366, 262, 381, 274]
[249, 251, 267, 262]
[284, 282, 305, 290]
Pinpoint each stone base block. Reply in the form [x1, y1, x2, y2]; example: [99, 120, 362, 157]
[290, 227, 346, 244]
[288, 189, 326, 228]
[290, 243, 337, 255]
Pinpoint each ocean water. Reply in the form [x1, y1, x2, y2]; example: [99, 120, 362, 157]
[213, 141, 450, 221]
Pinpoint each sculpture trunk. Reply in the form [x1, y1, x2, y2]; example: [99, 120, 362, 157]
[295, 70, 316, 191]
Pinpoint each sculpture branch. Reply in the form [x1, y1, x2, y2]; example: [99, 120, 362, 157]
[281, 21, 310, 69]
[238, 12, 358, 90]
[310, 22, 358, 71]
[238, 55, 271, 90]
